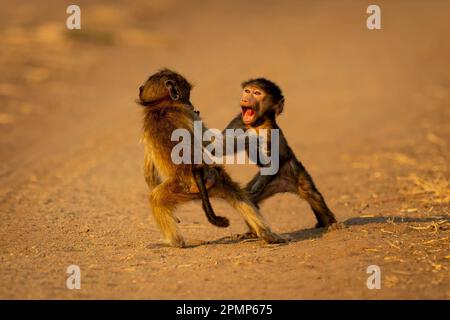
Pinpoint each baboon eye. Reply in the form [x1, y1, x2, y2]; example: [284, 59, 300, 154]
[245, 89, 251, 93]
[254, 91, 261, 96]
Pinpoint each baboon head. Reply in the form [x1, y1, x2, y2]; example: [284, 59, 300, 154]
[240, 78, 285, 125]
[139, 69, 192, 106]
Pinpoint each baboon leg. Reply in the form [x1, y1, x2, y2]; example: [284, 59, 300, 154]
[235, 178, 287, 240]
[149, 180, 190, 247]
[143, 149, 161, 191]
[214, 175, 285, 243]
[244, 172, 262, 207]
[252, 175, 297, 204]
[296, 169, 337, 228]
[245, 172, 275, 206]
[249, 162, 299, 205]
[239, 169, 297, 239]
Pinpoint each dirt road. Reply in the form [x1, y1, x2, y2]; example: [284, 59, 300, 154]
[0, 0, 449, 299]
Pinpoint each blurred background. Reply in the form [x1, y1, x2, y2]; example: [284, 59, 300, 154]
[0, 0, 448, 299]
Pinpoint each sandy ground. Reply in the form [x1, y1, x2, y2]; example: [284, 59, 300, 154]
[0, 0, 449, 299]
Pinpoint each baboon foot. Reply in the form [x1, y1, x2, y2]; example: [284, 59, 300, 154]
[168, 235, 186, 248]
[260, 230, 288, 244]
[315, 221, 324, 229]
[234, 230, 258, 240]
[327, 221, 345, 231]
[315, 221, 345, 231]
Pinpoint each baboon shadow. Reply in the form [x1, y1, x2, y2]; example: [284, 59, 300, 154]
[199, 235, 288, 247]
[286, 215, 443, 243]
[148, 215, 445, 249]
[191, 226, 325, 247]
[201, 215, 444, 246]
[343, 215, 439, 226]
[192, 227, 325, 247]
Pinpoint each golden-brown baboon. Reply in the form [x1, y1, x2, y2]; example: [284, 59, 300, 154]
[138, 69, 285, 247]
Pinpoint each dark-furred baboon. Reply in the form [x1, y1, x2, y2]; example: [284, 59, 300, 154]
[223, 78, 339, 238]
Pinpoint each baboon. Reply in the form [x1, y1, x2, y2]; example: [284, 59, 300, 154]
[138, 69, 285, 247]
[223, 78, 339, 238]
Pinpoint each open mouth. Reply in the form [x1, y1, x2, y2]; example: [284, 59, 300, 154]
[241, 107, 256, 124]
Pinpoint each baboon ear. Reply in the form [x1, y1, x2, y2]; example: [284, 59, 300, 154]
[274, 98, 284, 116]
[165, 80, 180, 101]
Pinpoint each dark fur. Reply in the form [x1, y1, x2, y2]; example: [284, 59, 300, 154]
[224, 78, 338, 237]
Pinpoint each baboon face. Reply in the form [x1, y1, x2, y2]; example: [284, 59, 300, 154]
[240, 85, 267, 125]
[139, 69, 192, 105]
[240, 78, 284, 125]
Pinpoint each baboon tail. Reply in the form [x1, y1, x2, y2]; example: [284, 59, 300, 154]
[193, 169, 230, 228]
